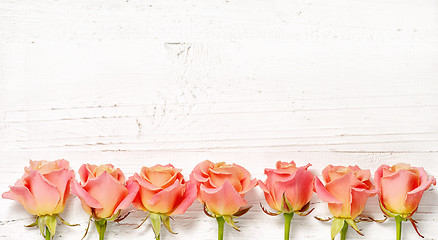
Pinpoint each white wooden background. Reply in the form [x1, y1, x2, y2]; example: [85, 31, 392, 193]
[1, 0, 437, 239]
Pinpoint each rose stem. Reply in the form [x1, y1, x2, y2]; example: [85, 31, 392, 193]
[283, 213, 294, 240]
[340, 220, 348, 240]
[217, 216, 225, 240]
[395, 215, 403, 240]
[45, 226, 51, 240]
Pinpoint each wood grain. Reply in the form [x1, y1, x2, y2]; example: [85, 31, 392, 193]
[1, 0, 437, 239]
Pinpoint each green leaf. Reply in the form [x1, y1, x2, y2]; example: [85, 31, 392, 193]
[331, 218, 345, 240]
[150, 213, 161, 240]
[44, 215, 57, 238]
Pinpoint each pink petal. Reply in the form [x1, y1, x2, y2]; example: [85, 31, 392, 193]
[258, 179, 278, 211]
[2, 182, 38, 215]
[146, 179, 184, 214]
[170, 181, 197, 215]
[199, 180, 247, 216]
[84, 172, 128, 218]
[381, 169, 419, 214]
[350, 187, 377, 219]
[274, 168, 314, 212]
[404, 168, 436, 214]
[25, 171, 61, 215]
[115, 181, 139, 212]
[43, 169, 74, 212]
[314, 176, 342, 204]
[240, 178, 257, 194]
[70, 180, 102, 208]
[209, 169, 243, 192]
[78, 164, 95, 184]
[134, 173, 162, 191]
[325, 172, 367, 206]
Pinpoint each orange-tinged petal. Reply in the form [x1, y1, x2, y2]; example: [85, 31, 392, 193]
[70, 180, 102, 216]
[25, 171, 61, 215]
[170, 181, 197, 215]
[199, 180, 247, 216]
[79, 164, 96, 183]
[350, 187, 377, 219]
[404, 168, 436, 214]
[381, 169, 419, 214]
[258, 179, 279, 211]
[314, 177, 342, 204]
[2, 183, 38, 215]
[146, 179, 184, 214]
[115, 181, 139, 212]
[43, 169, 74, 212]
[275, 168, 314, 212]
[84, 172, 128, 218]
[208, 168, 242, 192]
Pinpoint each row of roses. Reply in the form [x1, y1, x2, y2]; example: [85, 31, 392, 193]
[3, 160, 435, 240]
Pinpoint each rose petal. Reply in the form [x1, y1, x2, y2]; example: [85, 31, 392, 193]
[350, 187, 377, 219]
[314, 177, 342, 204]
[404, 168, 436, 214]
[274, 167, 314, 212]
[2, 183, 38, 215]
[170, 181, 197, 215]
[84, 172, 128, 218]
[70, 180, 102, 210]
[146, 179, 184, 214]
[25, 171, 61, 215]
[381, 169, 419, 214]
[115, 181, 139, 212]
[199, 180, 247, 216]
[43, 169, 74, 213]
[258, 180, 278, 211]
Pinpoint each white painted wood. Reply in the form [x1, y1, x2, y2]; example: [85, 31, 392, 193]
[1, 0, 437, 239]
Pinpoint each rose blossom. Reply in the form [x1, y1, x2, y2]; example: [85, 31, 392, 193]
[71, 164, 139, 240]
[127, 164, 197, 240]
[2, 159, 75, 239]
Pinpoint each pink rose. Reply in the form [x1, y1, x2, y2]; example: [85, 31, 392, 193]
[3, 159, 74, 216]
[128, 164, 197, 240]
[315, 165, 376, 219]
[71, 164, 139, 219]
[258, 161, 314, 240]
[2, 159, 76, 239]
[191, 160, 257, 239]
[375, 163, 436, 217]
[259, 161, 314, 213]
[191, 160, 257, 217]
[128, 164, 196, 215]
[315, 165, 377, 239]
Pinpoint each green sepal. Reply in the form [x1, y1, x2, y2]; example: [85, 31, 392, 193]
[45, 215, 57, 239]
[94, 219, 107, 240]
[37, 215, 57, 239]
[106, 210, 121, 222]
[150, 213, 161, 240]
[222, 215, 240, 231]
[57, 214, 79, 227]
[345, 218, 363, 236]
[281, 193, 293, 213]
[379, 201, 397, 218]
[331, 218, 345, 240]
[160, 215, 177, 234]
[25, 218, 38, 227]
